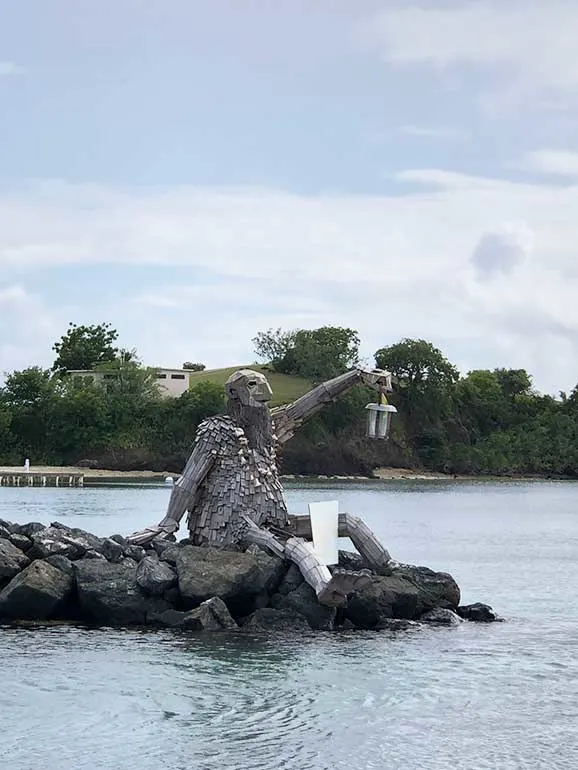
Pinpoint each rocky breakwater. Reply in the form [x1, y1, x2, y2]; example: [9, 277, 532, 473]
[0, 519, 500, 632]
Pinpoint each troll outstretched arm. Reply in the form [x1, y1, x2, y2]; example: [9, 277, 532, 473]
[271, 368, 392, 444]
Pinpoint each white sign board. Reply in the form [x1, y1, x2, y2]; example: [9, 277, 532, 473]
[308, 500, 339, 566]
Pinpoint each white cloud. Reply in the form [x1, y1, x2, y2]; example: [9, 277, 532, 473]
[399, 125, 466, 140]
[520, 149, 578, 177]
[0, 285, 63, 377]
[0, 61, 24, 76]
[1, 173, 578, 393]
[368, 3, 578, 91]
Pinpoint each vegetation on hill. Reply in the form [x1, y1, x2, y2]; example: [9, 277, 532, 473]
[1, 322, 577, 477]
[187, 365, 311, 407]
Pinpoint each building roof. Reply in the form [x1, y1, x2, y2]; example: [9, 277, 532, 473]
[67, 367, 192, 375]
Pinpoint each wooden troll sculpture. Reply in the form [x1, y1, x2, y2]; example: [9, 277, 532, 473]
[129, 368, 395, 607]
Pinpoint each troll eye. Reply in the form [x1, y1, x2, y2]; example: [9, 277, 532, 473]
[248, 380, 257, 387]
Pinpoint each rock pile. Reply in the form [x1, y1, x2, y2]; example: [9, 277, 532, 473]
[0, 519, 500, 631]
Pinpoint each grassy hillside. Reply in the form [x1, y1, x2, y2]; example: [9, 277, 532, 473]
[188, 365, 312, 407]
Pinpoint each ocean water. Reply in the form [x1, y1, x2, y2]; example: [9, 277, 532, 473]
[0, 480, 577, 770]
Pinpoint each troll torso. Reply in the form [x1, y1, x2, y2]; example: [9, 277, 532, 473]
[186, 415, 288, 546]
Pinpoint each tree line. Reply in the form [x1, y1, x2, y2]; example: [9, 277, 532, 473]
[1, 323, 577, 477]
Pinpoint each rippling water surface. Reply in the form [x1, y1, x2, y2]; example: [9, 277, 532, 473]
[1, 480, 577, 770]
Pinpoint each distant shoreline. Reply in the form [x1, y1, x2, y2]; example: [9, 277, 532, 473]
[0, 465, 573, 485]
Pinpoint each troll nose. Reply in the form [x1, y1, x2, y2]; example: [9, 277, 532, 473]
[254, 382, 273, 401]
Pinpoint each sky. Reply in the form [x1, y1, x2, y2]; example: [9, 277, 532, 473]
[2, 0, 578, 394]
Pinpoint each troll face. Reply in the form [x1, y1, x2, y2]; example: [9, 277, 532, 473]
[225, 370, 273, 408]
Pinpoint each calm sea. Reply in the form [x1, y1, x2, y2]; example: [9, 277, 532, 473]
[0, 480, 577, 770]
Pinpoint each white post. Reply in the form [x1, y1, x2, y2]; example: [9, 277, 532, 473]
[308, 501, 339, 566]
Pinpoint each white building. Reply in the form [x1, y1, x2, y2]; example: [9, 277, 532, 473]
[67, 367, 194, 398]
[152, 368, 193, 398]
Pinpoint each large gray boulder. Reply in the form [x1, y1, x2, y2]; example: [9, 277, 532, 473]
[75, 558, 168, 625]
[147, 598, 239, 630]
[271, 582, 336, 631]
[276, 564, 304, 596]
[9, 533, 32, 552]
[0, 538, 30, 588]
[28, 525, 98, 561]
[17, 522, 45, 538]
[28, 523, 127, 564]
[457, 602, 501, 622]
[45, 554, 76, 577]
[182, 597, 238, 631]
[392, 564, 461, 613]
[345, 575, 420, 629]
[98, 538, 124, 563]
[421, 607, 463, 626]
[146, 608, 188, 628]
[0, 524, 12, 540]
[136, 556, 177, 596]
[0, 560, 73, 620]
[124, 545, 146, 563]
[243, 607, 310, 632]
[161, 545, 286, 616]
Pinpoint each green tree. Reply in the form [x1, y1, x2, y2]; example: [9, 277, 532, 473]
[374, 339, 460, 470]
[0, 401, 13, 459]
[95, 359, 161, 448]
[52, 322, 119, 374]
[2, 367, 54, 407]
[286, 327, 360, 380]
[1, 368, 56, 460]
[255, 326, 360, 380]
[49, 377, 110, 459]
[375, 339, 459, 392]
[375, 339, 459, 419]
[455, 370, 509, 440]
[182, 362, 206, 371]
[494, 368, 532, 400]
[152, 381, 224, 456]
[252, 328, 297, 370]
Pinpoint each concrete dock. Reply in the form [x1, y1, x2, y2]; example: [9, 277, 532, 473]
[0, 471, 84, 487]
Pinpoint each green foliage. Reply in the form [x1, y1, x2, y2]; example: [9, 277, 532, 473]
[285, 327, 360, 380]
[0, 404, 12, 450]
[3, 326, 578, 478]
[255, 326, 360, 381]
[49, 378, 110, 456]
[91, 360, 161, 449]
[1, 368, 56, 461]
[183, 362, 206, 371]
[375, 339, 459, 404]
[494, 368, 532, 399]
[2, 367, 54, 407]
[0, 348, 224, 465]
[374, 339, 459, 466]
[252, 328, 298, 370]
[52, 322, 119, 374]
[151, 382, 224, 456]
